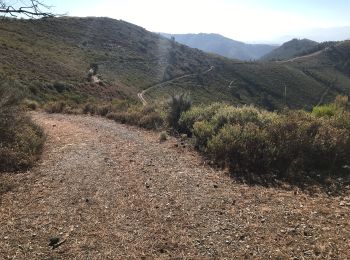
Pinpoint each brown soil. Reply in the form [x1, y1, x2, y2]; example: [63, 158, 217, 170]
[0, 113, 349, 259]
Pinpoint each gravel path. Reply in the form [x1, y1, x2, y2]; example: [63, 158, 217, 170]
[0, 113, 349, 259]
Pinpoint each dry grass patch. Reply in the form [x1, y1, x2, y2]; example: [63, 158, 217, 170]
[0, 79, 45, 172]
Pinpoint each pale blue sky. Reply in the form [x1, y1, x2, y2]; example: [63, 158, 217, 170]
[42, 0, 350, 42]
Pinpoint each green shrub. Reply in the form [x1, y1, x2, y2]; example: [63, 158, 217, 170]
[179, 102, 222, 134]
[23, 99, 39, 110]
[312, 104, 340, 117]
[193, 121, 215, 149]
[167, 93, 191, 131]
[188, 103, 350, 182]
[210, 105, 277, 131]
[207, 122, 270, 173]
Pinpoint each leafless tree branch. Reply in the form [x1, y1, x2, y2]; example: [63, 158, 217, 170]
[0, 0, 55, 18]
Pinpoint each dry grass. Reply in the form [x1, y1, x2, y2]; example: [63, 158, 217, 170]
[0, 112, 349, 259]
[0, 80, 45, 172]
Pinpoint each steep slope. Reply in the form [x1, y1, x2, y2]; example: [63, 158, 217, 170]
[0, 17, 350, 109]
[161, 33, 278, 60]
[261, 38, 318, 61]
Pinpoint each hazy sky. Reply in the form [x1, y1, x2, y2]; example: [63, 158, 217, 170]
[44, 0, 350, 42]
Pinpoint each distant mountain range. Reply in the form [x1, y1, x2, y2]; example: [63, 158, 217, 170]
[161, 33, 278, 61]
[261, 39, 319, 61]
[274, 26, 350, 43]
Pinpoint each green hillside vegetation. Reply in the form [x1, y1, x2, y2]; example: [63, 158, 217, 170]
[261, 38, 318, 61]
[0, 17, 350, 111]
[177, 96, 350, 190]
[296, 41, 338, 57]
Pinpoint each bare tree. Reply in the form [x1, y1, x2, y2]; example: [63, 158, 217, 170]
[0, 0, 55, 18]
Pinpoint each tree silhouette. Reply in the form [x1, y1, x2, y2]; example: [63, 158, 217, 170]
[0, 0, 55, 18]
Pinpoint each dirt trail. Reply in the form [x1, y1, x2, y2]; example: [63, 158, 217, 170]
[0, 113, 349, 259]
[276, 48, 329, 64]
[137, 66, 214, 105]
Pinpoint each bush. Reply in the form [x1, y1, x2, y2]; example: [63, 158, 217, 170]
[159, 131, 167, 142]
[106, 105, 164, 130]
[334, 95, 349, 110]
[45, 101, 66, 113]
[139, 111, 163, 129]
[97, 105, 111, 117]
[179, 102, 222, 134]
[207, 122, 270, 173]
[23, 99, 39, 110]
[0, 79, 45, 171]
[193, 121, 214, 149]
[167, 93, 191, 131]
[83, 103, 97, 114]
[188, 103, 350, 182]
[312, 104, 340, 117]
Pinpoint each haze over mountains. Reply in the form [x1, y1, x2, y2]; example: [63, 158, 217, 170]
[161, 33, 278, 61]
[161, 26, 349, 61]
[273, 26, 350, 44]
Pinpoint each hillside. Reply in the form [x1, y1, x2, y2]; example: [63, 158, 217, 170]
[261, 38, 318, 61]
[0, 17, 350, 109]
[161, 33, 278, 61]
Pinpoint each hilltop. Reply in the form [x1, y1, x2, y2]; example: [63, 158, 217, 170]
[161, 33, 278, 61]
[0, 17, 350, 109]
[261, 38, 318, 61]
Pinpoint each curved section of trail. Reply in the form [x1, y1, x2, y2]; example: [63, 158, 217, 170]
[0, 113, 348, 258]
[138, 66, 214, 105]
[276, 48, 329, 64]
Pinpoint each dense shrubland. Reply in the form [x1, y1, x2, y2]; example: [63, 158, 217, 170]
[0, 79, 45, 171]
[179, 97, 350, 184]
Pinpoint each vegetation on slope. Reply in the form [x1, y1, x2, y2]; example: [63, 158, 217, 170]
[261, 38, 318, 61]
[178, 97, 350, 189]
[0, 78, 45, 172]
[1, 17, 350, 110]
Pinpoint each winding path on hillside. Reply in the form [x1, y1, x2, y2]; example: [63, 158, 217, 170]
[276, 47, 330, 64]
[137, 66, 214, 105]
[0, 112, 349, 258]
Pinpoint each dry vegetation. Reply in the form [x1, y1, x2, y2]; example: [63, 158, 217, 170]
[0, 79, 45, 172]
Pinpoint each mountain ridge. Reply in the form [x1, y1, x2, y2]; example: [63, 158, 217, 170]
[161, 33, 278, 61]
[261, 38, 319, 61]
[0, 17, 350, 110]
